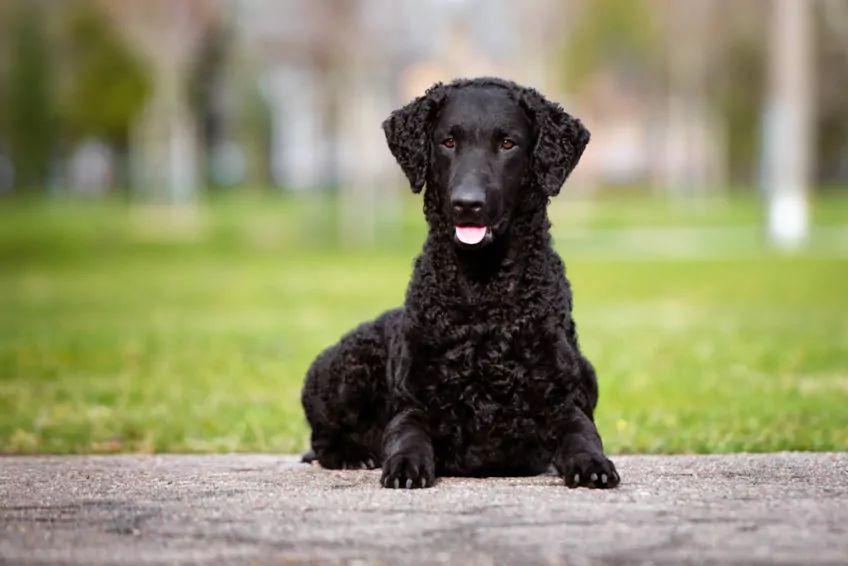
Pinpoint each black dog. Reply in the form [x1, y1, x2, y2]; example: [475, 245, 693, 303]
[301, 77, 619, 489]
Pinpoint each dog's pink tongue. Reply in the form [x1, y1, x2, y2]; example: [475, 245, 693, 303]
[455, 225, 487, 245]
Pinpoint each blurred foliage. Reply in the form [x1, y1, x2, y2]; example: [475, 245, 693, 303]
[4, 2, 54, 190]
[715, 19, 767, 186]
[2, 0, 846, 195]
[815, 5, 848, 185]
[189, 20, 273, 190]
[57, 1, 151, 150]
[560, 1, 848, 187]
[562, 0, 660, 90]
[0, 0, 150, 191]
[190, 21, 231, 189]
[241, 83, 274, 189]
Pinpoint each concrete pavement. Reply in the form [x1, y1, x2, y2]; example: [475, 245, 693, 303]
[1, 453, 847, 564]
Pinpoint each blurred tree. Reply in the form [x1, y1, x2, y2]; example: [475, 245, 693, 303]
[717, 40, 766, 185]
[562, 0, 660, 90]
[189, 20, 230, 189]
[113, 0, 213, 203]
[0, 5, 7, 156]
[58, 0, 151, 182]
[816, 1, 848, 186]
[712, 5, 767, 187]
[762, 0, 813, 248]
[240, 80, 273, 188]
[5, 2, 54, 191]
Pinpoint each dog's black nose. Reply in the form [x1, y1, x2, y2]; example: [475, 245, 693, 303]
[451, 184, 485, 215]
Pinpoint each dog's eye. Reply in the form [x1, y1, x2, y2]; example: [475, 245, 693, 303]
[501, 138, 516, 150]
[441, 137, 456, 149]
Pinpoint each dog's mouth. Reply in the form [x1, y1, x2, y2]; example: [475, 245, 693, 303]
[454, 225, 492, 247]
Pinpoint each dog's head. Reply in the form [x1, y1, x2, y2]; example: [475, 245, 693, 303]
[383, 77, 590, 249]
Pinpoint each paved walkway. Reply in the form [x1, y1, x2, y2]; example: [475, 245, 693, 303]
[1, 453, 846, 564]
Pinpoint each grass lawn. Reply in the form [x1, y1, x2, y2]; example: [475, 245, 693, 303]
[1, 191, 847, 454]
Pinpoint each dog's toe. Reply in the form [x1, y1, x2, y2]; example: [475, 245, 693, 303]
[380, 451, 436, 489]
[558, 452, 620, 489]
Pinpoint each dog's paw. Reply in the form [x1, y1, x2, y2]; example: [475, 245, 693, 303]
[557, 452, 620, 489]
[318, 447, 380, 470]
[340, 457, 380, 470]
[380, 451, 435, 489]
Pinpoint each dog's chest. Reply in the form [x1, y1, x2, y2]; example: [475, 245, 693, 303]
[416, 322, 558, 438]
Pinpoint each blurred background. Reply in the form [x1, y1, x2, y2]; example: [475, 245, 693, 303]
[1, 0, 846, 455]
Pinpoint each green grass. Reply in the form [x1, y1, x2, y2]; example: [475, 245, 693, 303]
[1, 191, 847, 454]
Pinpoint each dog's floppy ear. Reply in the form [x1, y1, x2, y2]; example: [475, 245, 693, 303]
[382, 83, 446, 193]
[523, 90, 590, 197]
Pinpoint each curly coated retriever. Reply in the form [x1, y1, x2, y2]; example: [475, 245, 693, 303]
[301, 77, 619, 489]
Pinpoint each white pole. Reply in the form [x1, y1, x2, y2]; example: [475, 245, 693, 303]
[763, 0, 813, 249]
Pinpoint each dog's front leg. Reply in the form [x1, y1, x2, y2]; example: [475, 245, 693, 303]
[380, 408, 435, 489]
[553, 406, 620, 489]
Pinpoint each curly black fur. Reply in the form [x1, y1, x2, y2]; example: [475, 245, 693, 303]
[301, 77, 619, 489]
